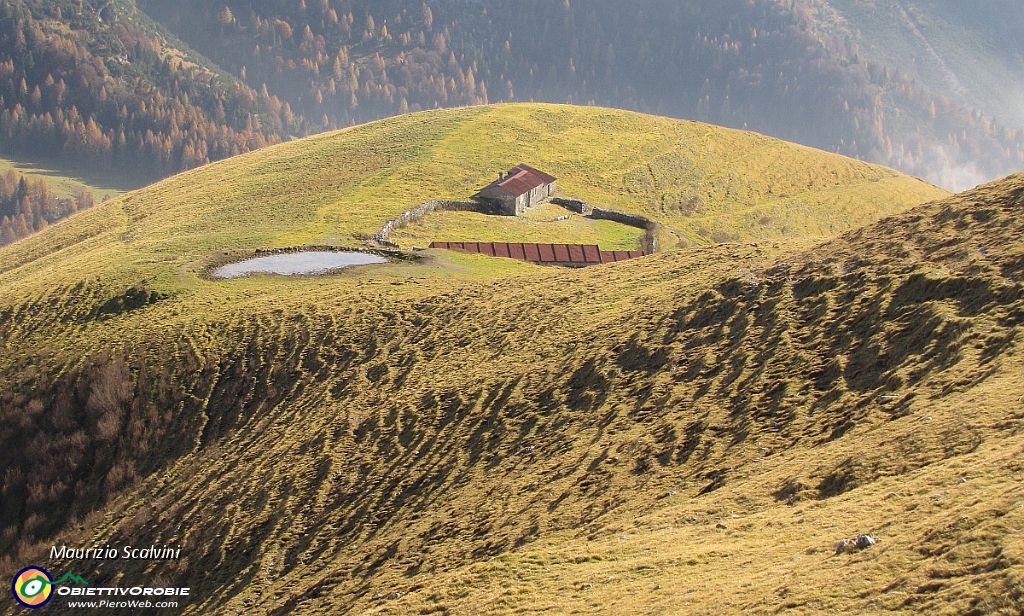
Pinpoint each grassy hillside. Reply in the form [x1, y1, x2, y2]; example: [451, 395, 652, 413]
[0, 173, 1020, 614]
[0, 104, 946, 290]
[8, 105, 1019, 615]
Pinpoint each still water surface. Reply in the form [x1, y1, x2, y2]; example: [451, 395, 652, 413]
[213, 251, 387, 278]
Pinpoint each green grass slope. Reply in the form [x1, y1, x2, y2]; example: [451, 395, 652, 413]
[2, 104, 998, 615]
[0, 104, 946, 292]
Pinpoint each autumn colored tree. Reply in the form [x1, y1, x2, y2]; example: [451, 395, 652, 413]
[0, 170, 96, 247]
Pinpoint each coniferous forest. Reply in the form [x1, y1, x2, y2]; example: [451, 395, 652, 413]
[4, 5, 1024, 612]
[0, 169, 94, 245]
[138, 0, 1024, 188]
[0, 0, 303, 176]
[1, 0, 1023, 245]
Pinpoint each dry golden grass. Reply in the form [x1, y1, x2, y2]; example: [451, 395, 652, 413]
[5, 106, 1020, 616]
[0, 103, 946, 295]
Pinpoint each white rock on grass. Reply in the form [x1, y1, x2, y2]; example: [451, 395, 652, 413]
[836, 534, 878, 554]
[854, 534, 877, 549]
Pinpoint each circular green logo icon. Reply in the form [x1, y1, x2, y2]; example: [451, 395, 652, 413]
[11, 566, 53, 608]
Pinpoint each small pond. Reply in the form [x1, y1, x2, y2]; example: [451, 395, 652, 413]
[212, 251, 388, 278]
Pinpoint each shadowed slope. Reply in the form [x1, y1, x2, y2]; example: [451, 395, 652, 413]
[0, 172, 1020, 614]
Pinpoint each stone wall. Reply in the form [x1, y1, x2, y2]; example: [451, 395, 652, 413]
[372, 200, 487, 247]
[553, 198, 661, 253]
[372, 196, 662, 254]
[591, 207, 660, 253]
[251, 245, 412, 260]
[551, 197, 593, 214]
[591, 207, 654, 230]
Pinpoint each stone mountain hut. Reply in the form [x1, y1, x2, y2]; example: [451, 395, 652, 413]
[474, 164, 557, 216]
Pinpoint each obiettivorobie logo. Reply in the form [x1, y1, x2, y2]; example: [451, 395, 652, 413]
[12, 564, 191, 609]
[11, 566, 88, 609]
